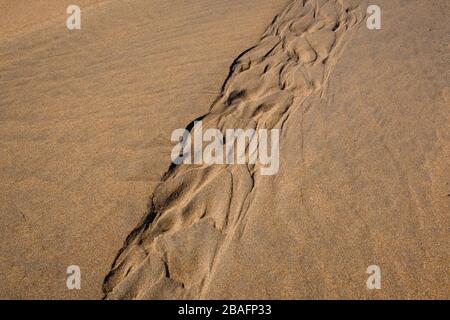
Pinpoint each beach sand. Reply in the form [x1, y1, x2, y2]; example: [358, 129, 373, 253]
[0, 0, 289, 299]
[1, 0, 448, 299]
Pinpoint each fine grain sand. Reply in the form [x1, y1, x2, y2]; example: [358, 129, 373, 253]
[1, 0, 449, 299]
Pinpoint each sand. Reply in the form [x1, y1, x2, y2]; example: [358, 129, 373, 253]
[0, 0, 290, 299]
[1, 0, 449, 299]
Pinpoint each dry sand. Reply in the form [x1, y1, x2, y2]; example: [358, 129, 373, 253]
[0, 0, 289, 299]
[1, 0, 449, 299]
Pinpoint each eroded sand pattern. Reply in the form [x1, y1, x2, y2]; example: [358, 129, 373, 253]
[103, 0, 449, 299]
[1, 0, 448, 299]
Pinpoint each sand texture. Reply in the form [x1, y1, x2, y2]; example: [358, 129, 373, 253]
[1, 0, 449, 299]
[0, 0, 289, 299]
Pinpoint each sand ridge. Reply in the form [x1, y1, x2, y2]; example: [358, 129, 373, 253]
[103, 0, 370, 299]
[1, 0, 448, 299]
[0, 0, 290, 299]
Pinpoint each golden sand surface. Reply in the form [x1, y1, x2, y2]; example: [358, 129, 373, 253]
[1, 0, 448, 299]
